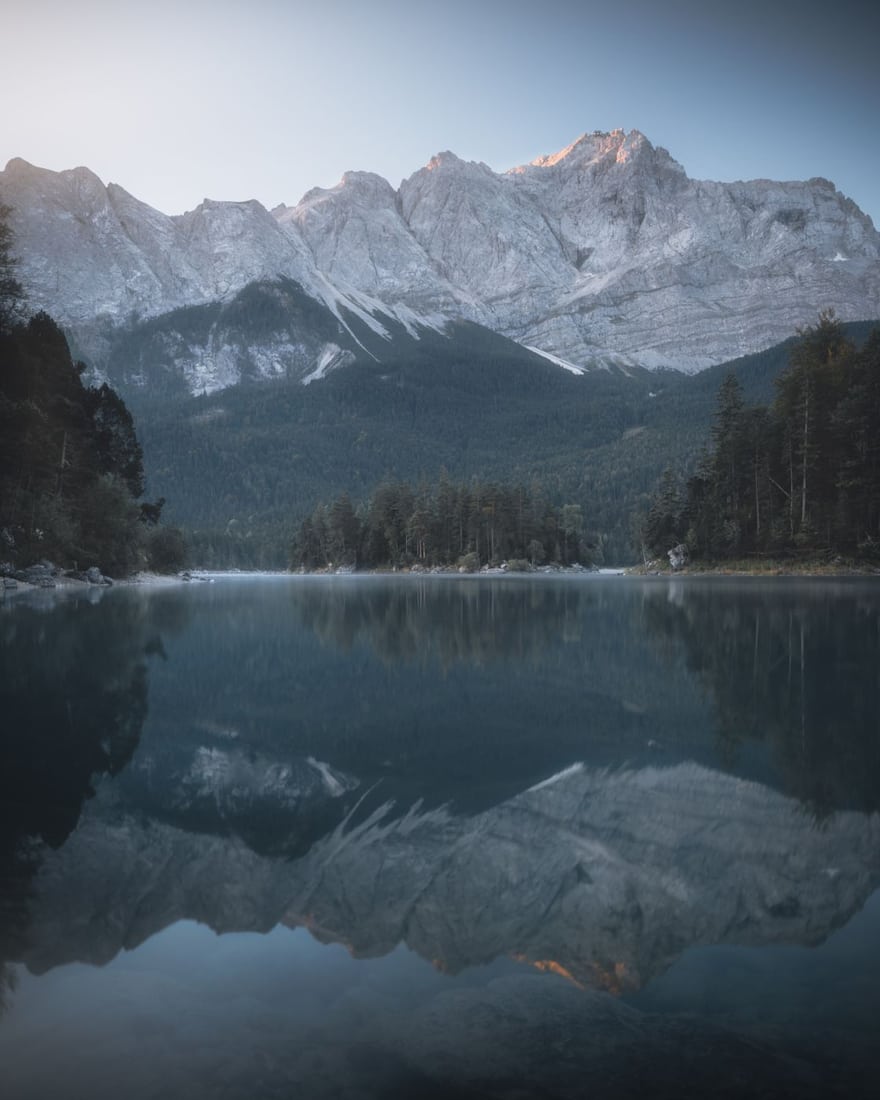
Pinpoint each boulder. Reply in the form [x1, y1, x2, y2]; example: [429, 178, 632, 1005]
[21, 563, 57, 587]
[667, 544, 689, 572]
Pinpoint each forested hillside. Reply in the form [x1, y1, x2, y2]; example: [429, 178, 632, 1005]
[127, 318, 879, 567]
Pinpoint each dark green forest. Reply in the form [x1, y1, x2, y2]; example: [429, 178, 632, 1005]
[128, 313, 878, 568]
[292, 476, 593, 571]
[644, 312, 880, 563]
[0, 312, 187, 575]
[128, 318, 652, 567]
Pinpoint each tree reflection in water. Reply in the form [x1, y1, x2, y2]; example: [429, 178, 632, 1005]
[0, 587, 185, 1003]
[642, 579, 880, 815]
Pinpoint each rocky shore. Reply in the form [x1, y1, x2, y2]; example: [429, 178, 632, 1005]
[0, 560, 190, 597]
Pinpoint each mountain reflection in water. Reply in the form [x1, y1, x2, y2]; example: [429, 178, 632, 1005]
[1, 575, 878, 1098]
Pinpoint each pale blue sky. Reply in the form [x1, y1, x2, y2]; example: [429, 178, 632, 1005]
[4, 0, 879, 222]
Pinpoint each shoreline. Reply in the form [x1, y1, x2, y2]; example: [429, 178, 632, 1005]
[625, 559, 880, 578]
[5, 561, 879, 599]
[1, 569, 190, 599]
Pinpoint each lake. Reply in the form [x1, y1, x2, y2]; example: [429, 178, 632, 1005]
[1, 574, 878, 1098]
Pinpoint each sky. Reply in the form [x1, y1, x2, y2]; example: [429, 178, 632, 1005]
[4, 0, 879, 223]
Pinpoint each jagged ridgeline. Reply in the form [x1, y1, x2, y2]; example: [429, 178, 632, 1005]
[5, 130, 880, 375]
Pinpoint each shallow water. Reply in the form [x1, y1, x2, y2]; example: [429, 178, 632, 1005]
[1, 575, 878, 1097]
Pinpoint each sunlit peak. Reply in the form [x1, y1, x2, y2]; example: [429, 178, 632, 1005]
[526, 128, 629, 171]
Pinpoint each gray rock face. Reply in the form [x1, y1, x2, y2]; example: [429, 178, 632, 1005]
[279, 171, 463, 323]
[0, 158, 321, 325]
[2, 129, 879, 387]
[19, 763, 880, 988]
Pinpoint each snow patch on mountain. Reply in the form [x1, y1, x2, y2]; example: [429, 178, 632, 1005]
[525, 345, 587, 375]
[302, 343, 354, 385]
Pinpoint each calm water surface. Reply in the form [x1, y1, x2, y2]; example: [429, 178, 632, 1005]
[1, 574, 878, 1098]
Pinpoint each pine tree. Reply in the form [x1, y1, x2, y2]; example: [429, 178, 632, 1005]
[87, 384, 145, 497]
[673, 313, 879, 562]
[707, 372, 748, 554]
[0, 310, 160, 573]
[833, 329, 880, 551]
[0, 202, 25, 331]
[644, 467, 684, 557]
[774, 311, 851, 545]
[327, 492, 360, 566]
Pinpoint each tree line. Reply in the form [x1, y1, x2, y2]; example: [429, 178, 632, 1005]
[291, 476, 595, 571]
[642, 312, 880, 562]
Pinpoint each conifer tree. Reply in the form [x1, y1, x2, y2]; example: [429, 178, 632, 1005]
[0, 202, 25, 332]
[644, 467, 684, 557]
[774, 310, 851, 544]
[672, 313, 877, 563]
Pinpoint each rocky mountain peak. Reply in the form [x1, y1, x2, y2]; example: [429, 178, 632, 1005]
[523, 127, 631, 169]
[180, 196, 269, 219]
[424, 150, 462, 171]
[3, 156, 43, 179]
[2, 130, 879, 381]
[516, 128, 684, 183]
[293, 170, 397, 215]
[339, 170, 396, 195]
[2, 159, 108, 212]
[418, 150, 494, 179]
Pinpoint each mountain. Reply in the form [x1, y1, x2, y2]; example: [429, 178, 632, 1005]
[2, 129, 879, 391]
[18, 763, 880, 987]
